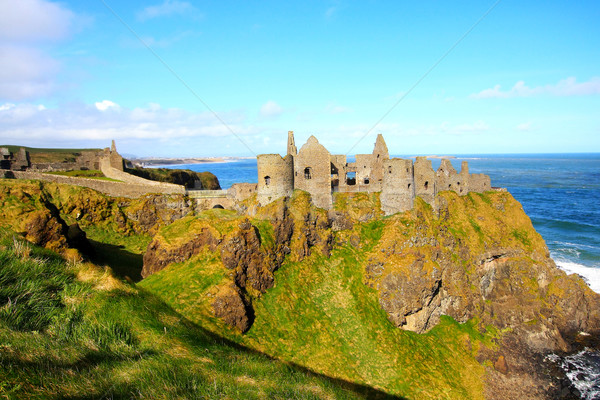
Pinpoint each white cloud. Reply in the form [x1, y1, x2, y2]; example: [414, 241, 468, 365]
[95, 100, 120, 111]
[0, 101, 255, 143]
[471, 77, 600, 99]
[325, 103, 351, 114]
[0, 45, 60, 100]
[259, 100, 283, 118]
[0, 0, 77, 101]
[440, 121, 489, 135]
[0, 0, 74, 42]
[137, 0, 198, 21]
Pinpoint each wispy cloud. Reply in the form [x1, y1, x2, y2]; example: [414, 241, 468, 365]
[471, 77, 600, 99]
[0, 101, 253, 144]
[259, 100, 283, 118]
[440, 121, 489, 135]
[324, 0, 343, 19]
[324, 103, 351, 114]
[0, 0, 75, 101]
[0, 0, 75, 42]
[122, 31, 196, 49]
[137, 0, 199, 21]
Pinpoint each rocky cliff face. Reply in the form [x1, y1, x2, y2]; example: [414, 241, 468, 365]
[141, 192, 333, 332]
[141, 189, 599, 399]
[0, 180, 194, 257]
[365, 192, 600, 348]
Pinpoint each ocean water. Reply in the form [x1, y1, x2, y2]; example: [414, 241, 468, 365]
[168, 153, 600, 293]
[167, 153, 600, 399]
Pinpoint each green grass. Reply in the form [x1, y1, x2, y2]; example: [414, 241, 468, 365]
[140, 215, 492, 399]
[0, 232, 394, 399]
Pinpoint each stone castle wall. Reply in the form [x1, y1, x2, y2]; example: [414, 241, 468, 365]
[381, 159, 415, 215]
[293, 136, 332, 209]
[257, 154, 294, 206]
[256, 132, 494, 215]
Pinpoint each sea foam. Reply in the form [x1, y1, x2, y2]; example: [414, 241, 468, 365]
[554, 260, 600, 294]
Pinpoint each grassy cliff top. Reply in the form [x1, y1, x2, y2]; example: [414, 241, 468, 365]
[0, 231, 389, 399]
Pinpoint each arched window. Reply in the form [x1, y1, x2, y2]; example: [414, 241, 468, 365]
[424, 181, 429, 190]
[264, 175, 271, 186]
[363, 177, 370, 185]
[304, 167, 312, 180]
[408, 183, 411, 189]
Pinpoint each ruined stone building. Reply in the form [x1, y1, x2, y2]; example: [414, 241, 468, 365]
[257, 132, 491, 215]
[0, 147, 30, 171]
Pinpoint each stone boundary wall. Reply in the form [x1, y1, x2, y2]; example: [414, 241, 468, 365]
[99, 158, 182, 189]
[187, 189, 229, 199]
[9, 171, 185, 198]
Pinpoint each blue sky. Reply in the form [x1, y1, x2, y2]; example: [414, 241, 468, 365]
[0, 0, 599, 157]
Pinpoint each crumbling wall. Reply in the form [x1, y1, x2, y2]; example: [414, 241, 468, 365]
[229, 183, 257, 202]
[413, 156, 436, 205]
[355, 154, 375, 192]
[381, 158, 414, 215]
[330, 154, 346, 193]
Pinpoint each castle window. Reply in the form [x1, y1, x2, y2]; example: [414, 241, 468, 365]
[363, 177, 370, 185]
[346, 172, 356, 185]
[408, 183, 411, 189]
[304, 167, 312, 180]
[388, 166, 392, 174]
[424, 181, 429, 190]
[264, 175, 271, 186]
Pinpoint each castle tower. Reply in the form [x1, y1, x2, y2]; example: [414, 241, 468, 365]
[287, 131, 297, 156]
[380, 158, 414, 215]
[109, 140, 124, 171]
[294, 135, 332, 209]
[257, 154, 294, 206]
[370, 133, 390, 191]
[413, 157, 436, 205]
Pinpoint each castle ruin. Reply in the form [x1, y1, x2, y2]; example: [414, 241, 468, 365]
[257, 132, 491, 215]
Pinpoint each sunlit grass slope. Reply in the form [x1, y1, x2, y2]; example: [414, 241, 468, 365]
[0, 231, 391, 399]
[140, 216, 497, 400]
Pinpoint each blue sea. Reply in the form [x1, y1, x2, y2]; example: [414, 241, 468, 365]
[166, 153, 600, 294]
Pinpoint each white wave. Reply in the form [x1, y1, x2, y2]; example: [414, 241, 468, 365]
[554, 260, 600, 294]
[546, 349, 600, 400]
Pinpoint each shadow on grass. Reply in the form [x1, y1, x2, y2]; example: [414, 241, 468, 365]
[88, 239, 143, 282]
[140, 289, 407, 400]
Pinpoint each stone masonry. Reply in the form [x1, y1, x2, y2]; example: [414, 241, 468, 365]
[257, 132, 492, 215]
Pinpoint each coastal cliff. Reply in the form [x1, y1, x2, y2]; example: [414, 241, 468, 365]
[1, 177, 598, 399]
[141, 189, 600, 399]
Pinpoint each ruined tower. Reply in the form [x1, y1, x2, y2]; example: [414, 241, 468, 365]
[287, 131, 297, 156]
[256, 154, 294, 206]
[370, 133, 389, 191]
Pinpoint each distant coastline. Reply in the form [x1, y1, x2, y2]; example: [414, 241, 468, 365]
[131, 156, 253, 167]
